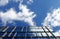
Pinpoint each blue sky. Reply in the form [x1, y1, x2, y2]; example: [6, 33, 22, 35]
[0, 0, 60, 26]
[32, 0, 59, 26]
[29, 0, 60, 26]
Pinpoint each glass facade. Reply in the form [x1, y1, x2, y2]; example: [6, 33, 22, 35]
[0, 26, 60, 39]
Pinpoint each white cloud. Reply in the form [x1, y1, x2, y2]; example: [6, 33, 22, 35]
[42, 8, 60, 27]
[13, 0, 34, 5]
[27, 0, 34, 4]
[13, 0, 23, 3]
[0, 3, 36, 26]
[0, 0, 34, 6]
[0, 0, 9, 6]
[0, 0, 36, 36]
[54, 30, 60, 36]
[42, 8, 60, 34]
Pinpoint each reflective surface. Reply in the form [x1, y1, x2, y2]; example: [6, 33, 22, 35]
[0, 26, 60, 39]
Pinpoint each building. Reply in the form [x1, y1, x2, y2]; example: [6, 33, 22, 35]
[0, 26, 60, 39]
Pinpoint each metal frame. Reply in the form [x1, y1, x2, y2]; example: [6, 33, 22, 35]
[0, 26, 60, 39]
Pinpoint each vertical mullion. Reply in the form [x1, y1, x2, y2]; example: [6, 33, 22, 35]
[21, 26, 24, 32]
[25, 26, 27, 39]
